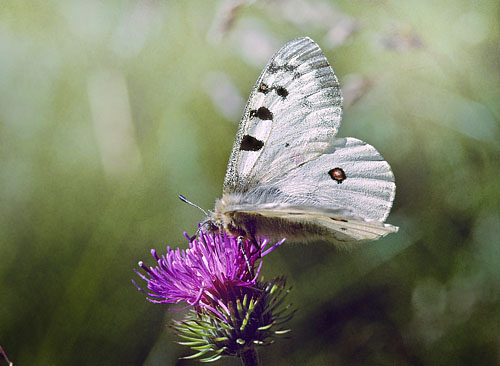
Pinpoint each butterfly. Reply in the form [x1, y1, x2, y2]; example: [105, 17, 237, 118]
[202, 37, 398, 246]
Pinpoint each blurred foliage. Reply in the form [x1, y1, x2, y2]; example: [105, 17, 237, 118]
[1, 0, 500, 365]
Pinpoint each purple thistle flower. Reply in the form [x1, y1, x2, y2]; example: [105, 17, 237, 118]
[133, 230, 293, 363]
[133, 231, 285, 321]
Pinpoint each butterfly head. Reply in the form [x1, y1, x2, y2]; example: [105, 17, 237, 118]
[200, 214, 222, 235]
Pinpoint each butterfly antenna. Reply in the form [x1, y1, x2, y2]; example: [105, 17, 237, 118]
[178, 194, 209, 216]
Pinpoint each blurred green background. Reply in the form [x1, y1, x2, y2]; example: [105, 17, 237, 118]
[1, 0, 499, 365]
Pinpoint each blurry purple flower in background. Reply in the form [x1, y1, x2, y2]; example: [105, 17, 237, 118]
[134, 230, 293, 364]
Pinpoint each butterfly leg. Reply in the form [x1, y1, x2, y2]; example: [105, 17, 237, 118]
[237, 236, 255, 278]
[249, 235, 262, 258]
[188, 228, 200, 242]
[186, 224, 204, 242]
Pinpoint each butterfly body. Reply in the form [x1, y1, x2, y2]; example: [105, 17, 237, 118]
[210, 193, 359, 244]
[206, 37, 398, 246]
[213, 199, 332, 243]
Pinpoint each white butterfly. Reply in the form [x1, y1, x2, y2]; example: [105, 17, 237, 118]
[204, 37, 398, 245]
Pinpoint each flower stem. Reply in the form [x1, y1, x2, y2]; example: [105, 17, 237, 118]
[240, 348, 260, 366]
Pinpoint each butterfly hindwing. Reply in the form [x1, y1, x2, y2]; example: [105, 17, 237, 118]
[218, 205, 397, 244]
[220, 137, 396, 243]
[223, 37, 343, 193]
[267, 137, 396, 222]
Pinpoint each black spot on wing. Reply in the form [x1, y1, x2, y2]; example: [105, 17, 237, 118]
[331, 218, 348, 231]
[240, 135, 264, 151]
[258, 82, 288, 100]
[268, 62, 297, 74]
[268, 63, 279, 74]
[258, 82, 270, 94]
[249, 106, 273, 120]
[276, 86, 289, 99]
[257, 106, 273, 120]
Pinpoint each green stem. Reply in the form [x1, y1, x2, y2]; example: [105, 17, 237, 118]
[240, 348, 260, 366]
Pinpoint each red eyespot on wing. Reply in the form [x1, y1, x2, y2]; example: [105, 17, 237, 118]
[328, 167, 346, 184]
[331, 217, 348, 222]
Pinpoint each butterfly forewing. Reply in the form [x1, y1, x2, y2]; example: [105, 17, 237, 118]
[223, 37, 343, 193]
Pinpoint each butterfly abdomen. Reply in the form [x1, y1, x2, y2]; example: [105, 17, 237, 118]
[213, 193, 341, 243]
[229, 210, 360, 245]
